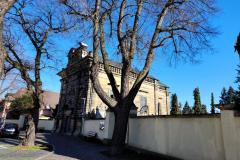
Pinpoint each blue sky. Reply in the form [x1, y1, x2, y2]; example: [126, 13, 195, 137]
[41, 1, 240, 111]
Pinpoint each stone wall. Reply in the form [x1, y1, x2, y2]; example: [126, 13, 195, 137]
[128, 115, 224, 160]
[6, 115, 55, 131]
[82, 119, 106, 140]
[82, 112, 115, 140]
[83, 110, 240, 160]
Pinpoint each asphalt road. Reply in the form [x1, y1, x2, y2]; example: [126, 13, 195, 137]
[39, 133, 178, 160]
[38, 133, 110, 160]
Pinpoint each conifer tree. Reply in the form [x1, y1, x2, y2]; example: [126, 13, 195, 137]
[211, 93, 215, 114]
[201, 104, 207, 114]
[226, 86, 236, 104]
[236, 67, 240, 109]
[170, 94, 179, 115]
[182, 101, 191, 115]
[178, 102, 182, 114]
[235, 33, 240, 108]
[193, 87, 202, 114]
[219, 87, 227, 105]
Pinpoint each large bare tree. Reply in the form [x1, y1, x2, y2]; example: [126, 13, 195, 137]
[4, 0, 70, 146]
[0, 72, 20, 96]
[62, 0, 217, 154]
[0, 0, 16, 80]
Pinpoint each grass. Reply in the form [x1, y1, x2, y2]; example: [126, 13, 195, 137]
[10, 144, 48, 151]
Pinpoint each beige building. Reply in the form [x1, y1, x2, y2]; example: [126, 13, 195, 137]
[55, 43, 170, 134]
[91, 64, 170, 117]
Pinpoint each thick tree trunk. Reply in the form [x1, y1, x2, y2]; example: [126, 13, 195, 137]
[0, 17, 5, 78]
[21, 115, 35, 146]
[111, 103, 131, 155]
[31, 106, 39, 131]
[21, 95, 40, 146]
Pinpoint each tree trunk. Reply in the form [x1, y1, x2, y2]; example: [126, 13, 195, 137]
[0, 16, 4, 78]
[111, 103, 131, 155]
[31, 106, 39, 131]
[20, 115, 35, 146]
[0, 0, 16, 78]
[21, 95, 40, 146]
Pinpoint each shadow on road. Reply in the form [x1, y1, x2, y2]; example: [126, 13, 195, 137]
[40, 133, 180, 160]
[0, 138, 19, 146]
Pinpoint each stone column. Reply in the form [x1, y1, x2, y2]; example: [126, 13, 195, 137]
[73, 118, 82, 136]
[66, 117, 75, 135]
[56, 119, 62, 133]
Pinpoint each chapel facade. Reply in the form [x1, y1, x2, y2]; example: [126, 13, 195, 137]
[55, 43, 170, 135]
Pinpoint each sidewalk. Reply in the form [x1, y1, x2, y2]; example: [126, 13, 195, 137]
[0, 138, 51, 160]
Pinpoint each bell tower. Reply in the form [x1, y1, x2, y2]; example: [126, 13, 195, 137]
[67, 42, 89, 66]
[79, 42, 88, 59]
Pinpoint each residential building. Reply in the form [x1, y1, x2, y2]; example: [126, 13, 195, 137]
[0, 88, 59, 120]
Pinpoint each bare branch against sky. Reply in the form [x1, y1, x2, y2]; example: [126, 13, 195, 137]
[61, 0, 218, 154]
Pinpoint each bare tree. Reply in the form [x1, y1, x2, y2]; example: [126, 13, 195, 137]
[62, 0, 217, 154]
[0, 0, 16, 80]
[4, 0, 71, 146]
[0, 72, 20, 96]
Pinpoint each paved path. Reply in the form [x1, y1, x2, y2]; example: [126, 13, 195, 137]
[38, 133, 111, 160]
[39, 133, 178, 160]
[0, 138, 50, 160]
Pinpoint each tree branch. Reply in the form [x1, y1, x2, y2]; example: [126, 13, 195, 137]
[99, 2, 121, 101]
[90, 0, 116, 109]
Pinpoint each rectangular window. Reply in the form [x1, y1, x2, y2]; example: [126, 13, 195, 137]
[140, 96, 147, 107]
[140, 96, 148, 115]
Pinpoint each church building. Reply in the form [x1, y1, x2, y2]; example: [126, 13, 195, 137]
[55, 43, 170, 135]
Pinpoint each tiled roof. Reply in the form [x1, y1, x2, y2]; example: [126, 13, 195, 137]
[5, 89, 60, 109]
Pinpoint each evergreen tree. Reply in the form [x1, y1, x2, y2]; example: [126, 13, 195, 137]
[211, 93, 215, 114]
[219, 87, 227, 105]
[235, 33, 240, 108]
[8, 94, 34, 119]
[193, 87, 202, 114]
[201, 105, 208, 114]
[170, 94, 179, 115]
[234, 33, 240, 53]
[236, 66, 240, 109]
[226, 86, 236, 104]
[178, 102, 182, 114]
[182, 101, 191, 115]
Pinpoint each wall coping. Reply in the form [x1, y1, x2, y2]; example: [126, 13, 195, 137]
[85, 118, 106, 121]
[131, 114, 221, 119]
